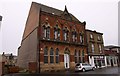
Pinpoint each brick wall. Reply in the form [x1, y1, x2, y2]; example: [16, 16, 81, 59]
[39, 41, 87, 72]
[17, 28, 38, 69]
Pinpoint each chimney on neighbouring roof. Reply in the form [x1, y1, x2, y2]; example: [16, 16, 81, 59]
[0, 16, 2, 29]
[0, 16, 2, 21]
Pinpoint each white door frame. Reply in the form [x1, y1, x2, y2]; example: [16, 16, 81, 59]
[64, 54, 70, 69]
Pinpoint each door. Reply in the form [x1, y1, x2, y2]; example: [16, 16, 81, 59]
[64, 54, 70, 69]
[111, 59, 113, 66]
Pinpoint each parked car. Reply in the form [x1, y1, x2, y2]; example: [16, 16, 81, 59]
[75, 63, 95, 72]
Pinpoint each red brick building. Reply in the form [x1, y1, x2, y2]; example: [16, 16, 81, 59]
[17, 2, 88, 72]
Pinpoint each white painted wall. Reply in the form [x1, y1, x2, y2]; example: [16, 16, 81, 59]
[88, 56, 95, 67]
[104, 56, 107, 67]
[64, 54, 70, 69]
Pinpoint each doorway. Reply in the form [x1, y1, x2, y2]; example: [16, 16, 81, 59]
[64, 54, 70, 69]
[111, 59, 113, 66]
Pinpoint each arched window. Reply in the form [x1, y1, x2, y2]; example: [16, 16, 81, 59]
[90, 34, 93, 39]
[42, 23, 50, 39]
[97, 35, 101, 41]
[78, 50, 81, 63]
[72, 30, 77, 42]
[74, 50, 77, 63]
[81, 50, 85, 63]
[46, 27, 50, 39]
[56, 48, 59, 63]
[74, 50, 81, 63]
[44, 47, 48, 63]
[63, 31, 67, 41]
[63, 27, 69, 41]
[54, 25, 60, 40]
[42, 25, 47, 38]
[50, 48, 54, 63]
[99, 44, 102, 53]
[91, 43, 94, 53]
[80, 33, 83, 44]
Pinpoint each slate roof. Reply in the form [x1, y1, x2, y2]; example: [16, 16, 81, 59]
[33, 2, 80, 22]
[86, 29, 103, 35]
[104, 45, 120, 49]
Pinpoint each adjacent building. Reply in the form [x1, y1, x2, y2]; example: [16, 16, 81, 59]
[17, 2, 88, 72]
[0, 52, 17, 75]
[2, 52, 17, 66]
[104, 45, 119, 67]
[86, 29, 105, 68]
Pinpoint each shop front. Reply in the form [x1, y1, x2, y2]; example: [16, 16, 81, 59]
[89, 55, 105, 68]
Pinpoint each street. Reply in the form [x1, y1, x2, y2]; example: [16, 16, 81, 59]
[75, 67, 120, 74]
[4, 67, 120, 76]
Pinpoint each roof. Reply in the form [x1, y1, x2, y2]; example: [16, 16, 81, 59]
[4, 54, 17, 57]
[2, 52, 17, 57]
[104, 45, 120, 49]
[86, 29, 103, 35]
[33, 2, 80, 22]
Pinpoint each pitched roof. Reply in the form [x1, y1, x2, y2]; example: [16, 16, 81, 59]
[104, 45, 120, 49]
[86, 29, 103, 35]
[33, 2, 80, 22]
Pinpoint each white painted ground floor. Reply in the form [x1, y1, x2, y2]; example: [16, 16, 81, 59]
[88, 55, 106, 68]
[104, 56, 118, 67]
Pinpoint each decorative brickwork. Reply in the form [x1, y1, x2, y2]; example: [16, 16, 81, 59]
[17, 2, 87, 72]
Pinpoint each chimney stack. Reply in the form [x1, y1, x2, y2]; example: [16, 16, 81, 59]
[0, 16, 2, 21]
[0, 16, 2, 29]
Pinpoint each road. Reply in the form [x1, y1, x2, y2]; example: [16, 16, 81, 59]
[4, 67, 120, 76]
[75, 67, 120, 74]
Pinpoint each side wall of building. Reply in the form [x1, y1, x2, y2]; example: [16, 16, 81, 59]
[17, 2, 40, 69]
[17, 28, 38, 69]
[22, 2, 40, 40]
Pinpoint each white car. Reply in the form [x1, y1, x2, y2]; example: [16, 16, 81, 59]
[75, 63, 95, 72]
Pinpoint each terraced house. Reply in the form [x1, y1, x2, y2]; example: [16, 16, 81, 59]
[17, 2, 88, 72]
[86, 29, 105, 68]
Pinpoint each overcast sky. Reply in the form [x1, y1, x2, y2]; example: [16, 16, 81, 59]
[0, 0, 119, 55]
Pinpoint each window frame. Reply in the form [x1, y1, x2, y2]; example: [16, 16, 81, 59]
[55, 48, 59, 63]
[81, 50, 85, 63]
[46, 27, 50, 39]
[44, 47, 48, 64]
[90, 33, 93, 39]
[97, 35, 101, 41]
[80, 33, 84, 44]
[74, 50, 81, 63]
[63, 30, 68, 41]
[99, 44, 102, 53]
[91, 43, 95, 53]
[42, 23, 50, 39]
[50, 48, 54, 64]
[54, 25, 60, 40]
[72, 31, 77, 42]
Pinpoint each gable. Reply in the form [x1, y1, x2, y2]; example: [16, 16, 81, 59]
[22, 2, 81, 41]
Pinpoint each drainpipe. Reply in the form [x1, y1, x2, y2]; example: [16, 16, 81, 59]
[37, 7, 42, 73]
